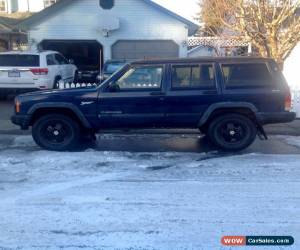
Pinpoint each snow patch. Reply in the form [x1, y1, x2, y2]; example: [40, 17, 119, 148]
[12, 135, 36, 147]
[277, 135, 300, 148]
[0, 136, 300, 249]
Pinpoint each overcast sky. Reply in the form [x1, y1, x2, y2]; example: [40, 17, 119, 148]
[153, 0, 199, 23]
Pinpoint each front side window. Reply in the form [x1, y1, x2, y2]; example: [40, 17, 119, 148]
[115, 66, 163, 90]
[0, 0, 7, 12]
[100, 0, 114, 9]
[44, 0, 57, 8]
[222, 63, 272, 88]
[172, 64, 215, 89]
[55, 54, 68, 65]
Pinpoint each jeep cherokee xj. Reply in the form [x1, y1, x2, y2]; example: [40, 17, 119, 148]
[11, 57, 296, 151]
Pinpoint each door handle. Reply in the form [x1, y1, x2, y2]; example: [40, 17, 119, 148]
[150, 92, 165, 96]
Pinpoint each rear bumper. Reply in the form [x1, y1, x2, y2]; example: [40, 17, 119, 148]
[257, 112, 296, 125]
[11, 115, 31, 130]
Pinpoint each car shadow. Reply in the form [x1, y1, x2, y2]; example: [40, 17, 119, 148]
[78, 134, 222, 154]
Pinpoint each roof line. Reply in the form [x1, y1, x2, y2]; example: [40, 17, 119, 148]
[141, 0, 199, 35]
[17, 0, 199, 35]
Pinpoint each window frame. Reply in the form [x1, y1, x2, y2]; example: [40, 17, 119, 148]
[170, 63, 217, 91]
[220, 62, 273, 89]
[0, 0, 7, 12]
[113, 64, 165, 92]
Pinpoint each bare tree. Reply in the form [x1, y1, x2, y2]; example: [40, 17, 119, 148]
[199, 0, 300, 67]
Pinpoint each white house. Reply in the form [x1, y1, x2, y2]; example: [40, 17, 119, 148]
[17, 0, 198, 74]
[0, 0, 58, 13]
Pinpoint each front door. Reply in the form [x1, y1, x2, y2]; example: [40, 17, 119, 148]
[97, 64, 166, 129]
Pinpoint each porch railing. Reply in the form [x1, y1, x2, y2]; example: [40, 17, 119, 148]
[58, 81, 99, 89]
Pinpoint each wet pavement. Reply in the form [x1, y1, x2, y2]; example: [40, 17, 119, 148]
[1, 133, 300, 155]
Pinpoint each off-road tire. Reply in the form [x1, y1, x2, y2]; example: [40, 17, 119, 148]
[208, 114, 257, 151]
[32, 114, 80, 151]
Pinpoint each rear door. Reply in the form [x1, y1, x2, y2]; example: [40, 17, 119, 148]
[164, 63, 220, 127]
[0, 54, 40, 87]
[220, 61, 283, 112]
[97, 64, 166, 128]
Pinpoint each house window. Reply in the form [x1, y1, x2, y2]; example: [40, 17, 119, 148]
[44, 0, 57, 8]
[100, 0, 114, 9]
[0, 0, 7, 12]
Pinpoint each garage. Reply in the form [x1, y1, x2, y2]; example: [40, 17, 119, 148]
[112, 40, 179, 60]
[40, 40, 103, 82]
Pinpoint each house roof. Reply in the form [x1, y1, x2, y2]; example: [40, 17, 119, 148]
[0, 13, 33, 34]
[18, 0, 199, 36]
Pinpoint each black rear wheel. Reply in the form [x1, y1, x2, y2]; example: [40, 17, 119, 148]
[32, 114, 80, 151]
[208, 114, 257, 151]
[53, 77, 61, 89]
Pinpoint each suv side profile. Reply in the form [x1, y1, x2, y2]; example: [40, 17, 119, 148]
[11, 57, 296, 152]
[0, 50, 78, 93]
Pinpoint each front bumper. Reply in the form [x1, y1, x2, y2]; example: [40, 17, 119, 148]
[11, 115, 31, 130]
[257, 112, 296, 125]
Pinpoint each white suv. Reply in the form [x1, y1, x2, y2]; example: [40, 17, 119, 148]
[0, 51, 78, 91]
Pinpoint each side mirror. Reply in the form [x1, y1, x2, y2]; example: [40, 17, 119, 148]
[109, 82, 120, 92]
[69, 59, 74, 64]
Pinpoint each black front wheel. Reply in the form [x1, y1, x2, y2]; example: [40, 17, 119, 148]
[208, 114, 257, 151]
[32, 114, 80, 151]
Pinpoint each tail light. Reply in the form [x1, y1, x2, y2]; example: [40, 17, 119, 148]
[15, 99, 21, 113]
[30, 68, 48, 75]
[285, 92, 292, 112]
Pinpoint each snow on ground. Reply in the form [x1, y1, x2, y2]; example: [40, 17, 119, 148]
[279, 135, 300, 149]
[0, 136, 299, 249]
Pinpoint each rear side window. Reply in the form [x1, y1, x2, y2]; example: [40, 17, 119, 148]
[0, 55, 40, 67]
[171, 64, 215, 89]
[221, 63, 272, 88]
[47, 54, 57, 65]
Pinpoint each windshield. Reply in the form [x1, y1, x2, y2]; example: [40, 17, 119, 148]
[104, 62, 127, 74]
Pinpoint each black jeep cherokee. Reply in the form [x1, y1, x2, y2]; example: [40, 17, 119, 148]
[12, 57, 296, 152]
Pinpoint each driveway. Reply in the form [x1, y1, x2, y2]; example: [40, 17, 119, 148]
[0, 100, 19, 133]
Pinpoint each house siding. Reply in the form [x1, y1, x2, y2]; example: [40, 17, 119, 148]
[284, 43, 300, 90]
[17, 0, 45, 12]
[28, 0, 189, 61]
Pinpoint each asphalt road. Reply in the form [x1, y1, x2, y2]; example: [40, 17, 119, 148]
[1, 133, 300, 156]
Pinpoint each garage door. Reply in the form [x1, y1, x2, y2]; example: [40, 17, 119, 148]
[112, 40, 179, 60]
